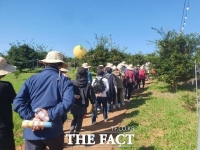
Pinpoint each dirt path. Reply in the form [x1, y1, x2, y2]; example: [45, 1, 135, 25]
[63, 101, 128, 150]
[16, 80, 152, 150]
[63, 80, 152, 150]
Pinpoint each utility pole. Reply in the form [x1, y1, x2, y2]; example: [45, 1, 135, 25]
[110, 34, 112, 51]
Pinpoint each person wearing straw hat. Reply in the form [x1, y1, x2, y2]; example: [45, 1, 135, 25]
[13, 51, 74, 150]
[124, 64, 135, 102]
[0, 57, 16, 150]
[82, 63, 92, 84]
[104, 64, 117, 112]
[112, 66, 124, 108]
[139, 65, 146, 89]
[60, 67, 71, 80]
[121, 61, 127, 74]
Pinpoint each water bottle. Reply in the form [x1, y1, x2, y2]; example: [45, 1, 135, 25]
[22, 120, 52, 128]
[34, 108, 50, 122]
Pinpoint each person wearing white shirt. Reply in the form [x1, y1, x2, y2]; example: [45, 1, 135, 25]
[91, 69, 109, 124]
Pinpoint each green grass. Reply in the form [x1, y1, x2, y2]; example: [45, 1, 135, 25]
[3, 71, 198, 149]
[1, 70, 80, 146]
[120, 81, 198, 150]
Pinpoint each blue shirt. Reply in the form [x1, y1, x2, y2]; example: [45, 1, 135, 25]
[87, 71, 92, 83]
[13, 67, 74, 140]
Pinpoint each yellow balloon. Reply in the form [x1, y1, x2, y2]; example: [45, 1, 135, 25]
[73, 45, 87, 59]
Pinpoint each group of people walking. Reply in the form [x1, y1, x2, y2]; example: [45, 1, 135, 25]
[0, 50, 147, 150]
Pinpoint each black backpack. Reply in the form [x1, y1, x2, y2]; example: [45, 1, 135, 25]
[93, 78, 106, 93]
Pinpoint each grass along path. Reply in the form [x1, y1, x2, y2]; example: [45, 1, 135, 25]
[120, 81, 198, 150]
[2, 72, 198, 149]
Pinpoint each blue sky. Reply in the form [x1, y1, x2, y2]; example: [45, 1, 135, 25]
[0, 0, 199, 58]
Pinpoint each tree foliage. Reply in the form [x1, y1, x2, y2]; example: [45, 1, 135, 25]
[6, 43, 50, 72]
[152, 28, 200, 91]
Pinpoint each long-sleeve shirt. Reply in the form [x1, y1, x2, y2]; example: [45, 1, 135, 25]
[0, 81, 16, 131]
[125, 69, 135, 84]
[13, 67, 74, 140]
[139, 69, 146, 79]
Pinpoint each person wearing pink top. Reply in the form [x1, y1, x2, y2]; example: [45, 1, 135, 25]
[138, 65, 146, 88]
[124, 64, 135, 102]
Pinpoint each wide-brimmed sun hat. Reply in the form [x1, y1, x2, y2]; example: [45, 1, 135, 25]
[39, 51, 67, 68]
[117, 64, 123, 71]
[121, 61, 126, 64]
[60, 68, 68, 73]
[112, 66, 117, 71]
[0, 57, 16, 76]
[82, 63, 91, 68]
[106, 63, 113, 68]
[127, 64, 134, 70]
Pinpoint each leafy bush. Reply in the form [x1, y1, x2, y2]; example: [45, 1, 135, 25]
[181, 92, 196, 110]
[13, 70, 21, 79]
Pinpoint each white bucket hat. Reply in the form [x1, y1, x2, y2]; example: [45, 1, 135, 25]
[121, 61, 126, 64]
[112, 65, 117, 71]
[60, 68, 68, 73]
[39, 51, 67, 68]
[0, 57, 16, 76]
[106, 63, 113, 68]
[127, 64, 134, 70]
[117, 64, 123, 71]
[82, 63, 91, 68]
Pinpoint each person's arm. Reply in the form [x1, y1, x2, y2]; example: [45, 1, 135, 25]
[88, 72, 92, 83]
[103, 78, 109, 92]
[112, 75, 117, 93]
[88, 85, 96, 105]
[7, 82, 16, 104]
[132, 72, 136, 84]
[47, 81, 74, 121]
[13, 80, 35, 120]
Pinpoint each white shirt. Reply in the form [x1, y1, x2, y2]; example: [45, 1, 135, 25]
[91, 76, 109, 97]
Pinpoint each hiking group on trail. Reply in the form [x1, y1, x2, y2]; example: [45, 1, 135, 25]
[0, 51, 149, 150]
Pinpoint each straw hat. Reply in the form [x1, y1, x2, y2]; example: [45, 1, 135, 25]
[106, 63, 113, 68]
[60, 68, 68, 73]
[137, 64, 140, 67]
[127, 64, 134, 70]
[39, 51, 67, 68]
[82, 63, 91, 68]
[121, 61, 127, 66]
[99, 65, 104, 67]
[117, 64, 123, 71]
[0, 57, 16, 76]
[121, 61, 126, 64]
[112, 65, 117, 71]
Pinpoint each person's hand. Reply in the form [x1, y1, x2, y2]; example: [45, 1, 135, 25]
[90, 104, 95, 113]
[95, 93, 103, 97]
[35, 108, 49, 119]
[32, 117, 44, 131]
[74, 95, 80, 99]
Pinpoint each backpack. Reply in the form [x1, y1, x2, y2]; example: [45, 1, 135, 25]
[93, 78, 106, 93]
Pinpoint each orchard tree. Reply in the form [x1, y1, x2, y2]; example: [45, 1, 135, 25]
[152, 28, 200, 91]
[7, 43, 37, 71]
[81, 34, 126, 71]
